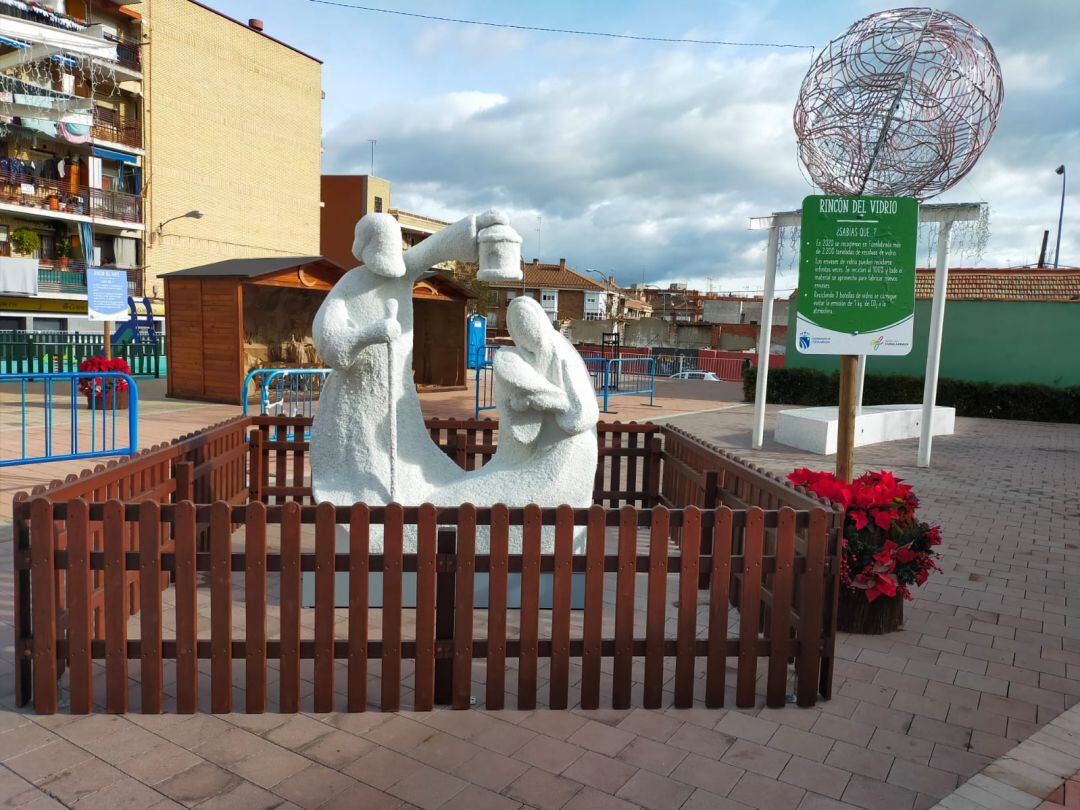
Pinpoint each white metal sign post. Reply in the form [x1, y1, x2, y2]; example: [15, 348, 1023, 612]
[749, 203, 982, 465]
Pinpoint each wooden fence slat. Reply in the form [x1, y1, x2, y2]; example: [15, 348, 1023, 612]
[382, 503, 404, 712]
[175, 501, 198, 713]
[674, 506, 701, 708]
[314, 502, 336, 712]
[245, 502, 267, 713]
[644, 506, 669, 709]
[280, 501, 301, 712]
[517, 504, 541, 710]
[706, 506, 733, 708]
[613, 505, 637, 709]
[736, 507, 765, 708]
[66, 499, 92, 714]
[104, 499, 127, 713]
[210, 501, 232, 713]
[347, 505, 370, 712]
[139, 501, 163, 713]
[765, 508, 797, 708]
[30, 498, 57, 714]
[797, 509, 828, 707]
[452, 504, 476, 710]
[485, 504, 509, 710]
[580, 504, 606, 710]
[610, 431, 623, 508]
[549, 505, 573, 710]
[414, 504, 438, 711]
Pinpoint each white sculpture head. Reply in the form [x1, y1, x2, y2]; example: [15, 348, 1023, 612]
[507, 295, 555, 367]
[352, 213, 407, 278]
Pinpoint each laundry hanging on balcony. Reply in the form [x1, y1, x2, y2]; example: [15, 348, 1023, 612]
[0, 256, 39, 296]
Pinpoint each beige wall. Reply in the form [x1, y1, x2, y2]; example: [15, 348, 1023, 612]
[138, 0, 322, 299]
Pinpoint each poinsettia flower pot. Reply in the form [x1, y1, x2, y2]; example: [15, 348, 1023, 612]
[85, 388, 129, 411]
[837, 589, 903, 635]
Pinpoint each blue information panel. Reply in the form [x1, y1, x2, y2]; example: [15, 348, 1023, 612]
[87, 267, 128, 321]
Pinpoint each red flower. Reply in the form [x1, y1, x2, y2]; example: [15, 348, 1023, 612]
[77, 356, 131, 395]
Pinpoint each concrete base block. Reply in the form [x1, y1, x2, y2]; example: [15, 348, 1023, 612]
[775, 404, 956, 455]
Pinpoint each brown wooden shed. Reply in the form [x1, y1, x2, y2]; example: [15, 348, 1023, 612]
[164, 257, 474, 404]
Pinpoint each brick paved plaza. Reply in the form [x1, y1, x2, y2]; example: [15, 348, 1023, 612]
[1, 393, 1078, 809]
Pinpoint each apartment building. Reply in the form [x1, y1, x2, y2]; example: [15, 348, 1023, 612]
[320, 174, 450, 269]
[0, 0, 145, 332]
[486, 258, 612, 333]
[0, 0, 323, 334]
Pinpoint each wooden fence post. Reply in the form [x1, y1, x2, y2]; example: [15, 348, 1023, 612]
[433, 528, 456, 706]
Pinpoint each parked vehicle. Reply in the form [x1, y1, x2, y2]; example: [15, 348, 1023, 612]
[668, 370, 722, 381]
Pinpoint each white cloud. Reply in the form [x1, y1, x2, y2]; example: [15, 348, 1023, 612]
[323, 4, 1080, 286]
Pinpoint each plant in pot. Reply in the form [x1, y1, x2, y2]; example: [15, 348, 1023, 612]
[9, 227, 40, 257]
[54, 230, 71, 269]
[788, 468, 942, 634]
[78, 356, 132, 410]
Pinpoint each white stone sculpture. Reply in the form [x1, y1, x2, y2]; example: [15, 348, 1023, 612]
[310, 210, 599, 554]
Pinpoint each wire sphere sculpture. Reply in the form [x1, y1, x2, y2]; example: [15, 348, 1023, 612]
[793, 7, 1003, 200]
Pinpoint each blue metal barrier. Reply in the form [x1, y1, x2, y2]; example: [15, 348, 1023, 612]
[242, 368, 331, 440]
[600, 357, 655, 412]
[473, 352, 654, 418]
[474, 345, 503, 418]
[0, 372, 138, 467]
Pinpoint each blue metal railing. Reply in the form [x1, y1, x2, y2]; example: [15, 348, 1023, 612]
[599, 357, 655, 412]
[242, 368, 331, 440]
[473, 353, 655, 417]
[0, 372, 138, 467]
[474, 345, 503, 417]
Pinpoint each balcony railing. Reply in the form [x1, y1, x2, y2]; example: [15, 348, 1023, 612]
[35, 261, 143, 297]
[91, 107, 141, 149]
[103, 31, 141, 72]
[0, 1, 87, 33]
[0, 171, 142, 224]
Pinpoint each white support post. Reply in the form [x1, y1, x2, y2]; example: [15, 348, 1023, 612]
[918, 220, 953, 467]
[752, 224, 780, 450]
[855, 354, 867, 417]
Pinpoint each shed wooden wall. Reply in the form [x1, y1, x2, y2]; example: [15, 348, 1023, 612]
[165, 277, 242, 402]
[414, 298, 466, 388]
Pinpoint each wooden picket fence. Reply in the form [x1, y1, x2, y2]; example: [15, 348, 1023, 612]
[13, 415, 843, 715]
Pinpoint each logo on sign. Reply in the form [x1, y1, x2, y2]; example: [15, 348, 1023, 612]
[798, 332, 811, 350]
[870, 335, 885, 351]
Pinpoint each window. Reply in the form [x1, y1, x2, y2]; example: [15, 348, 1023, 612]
[506, 291, 517, 303]
[33, 317, 65, 332]
[374, 196, 384, 213]
[0, 316, 25, 331]
[540, 289, 557, 306]
[487, 311, 498, 329]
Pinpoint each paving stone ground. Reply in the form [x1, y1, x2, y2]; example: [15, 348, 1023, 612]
[0, 396, 1077, 808]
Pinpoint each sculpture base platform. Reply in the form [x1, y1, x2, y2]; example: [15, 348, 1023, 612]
[775, 404, 955, 455]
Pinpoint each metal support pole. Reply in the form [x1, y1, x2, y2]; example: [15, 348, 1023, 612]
[752, 224, 780, 450]
[855, 355, 867, 417]
[918, 220, 953, 467]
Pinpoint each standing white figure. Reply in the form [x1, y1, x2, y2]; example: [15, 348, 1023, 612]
[310, 210, 521, 530]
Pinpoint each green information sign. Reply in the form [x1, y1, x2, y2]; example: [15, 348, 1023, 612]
[796, 195, 919, 356]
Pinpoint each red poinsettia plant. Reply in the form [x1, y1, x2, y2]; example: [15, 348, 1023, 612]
[788, 468, 942, 603]
[77, 356, 131, 396]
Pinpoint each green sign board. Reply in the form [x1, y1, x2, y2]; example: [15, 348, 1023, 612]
[796, 195, 919, 355]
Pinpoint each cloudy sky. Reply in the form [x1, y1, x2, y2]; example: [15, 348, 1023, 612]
[212, 0, 1077, 293]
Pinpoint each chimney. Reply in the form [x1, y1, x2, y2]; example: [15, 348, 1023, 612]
[559, 258, 566, 269]
[248, 18, 264, 32]
[531, 258, 539, 266]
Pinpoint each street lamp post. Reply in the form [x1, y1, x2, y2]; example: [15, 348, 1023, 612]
[157, 209, 204, 236]
[1055, 165, 1066, 268]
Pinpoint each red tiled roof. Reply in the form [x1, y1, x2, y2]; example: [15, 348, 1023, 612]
[488, 261, 609, 292]
[914, 268, 1080, 302]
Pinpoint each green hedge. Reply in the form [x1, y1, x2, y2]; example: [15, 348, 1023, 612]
[743, 367, 1080, 424]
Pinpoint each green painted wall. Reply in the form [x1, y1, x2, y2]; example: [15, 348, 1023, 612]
[786, 300, 1080, 388]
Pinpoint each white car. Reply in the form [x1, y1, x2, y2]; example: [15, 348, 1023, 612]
[668, 371, 722, 381]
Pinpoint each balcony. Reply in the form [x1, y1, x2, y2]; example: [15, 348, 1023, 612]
[34, 260, 143, 297]
[0, 171, 142, 225]
[92, 106, 141, 150]
[102, 30, 141, 73]
[0, 1, 87, 33]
